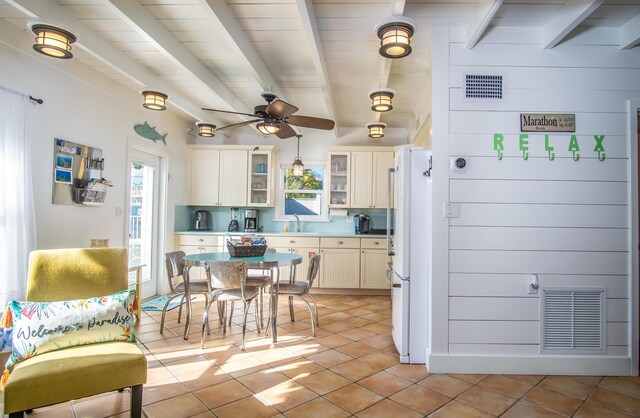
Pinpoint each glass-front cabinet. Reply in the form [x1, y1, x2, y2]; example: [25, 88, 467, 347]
[327, 152, 350, 208]
[248, 150, 272, 207]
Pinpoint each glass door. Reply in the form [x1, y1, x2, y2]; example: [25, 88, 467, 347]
[248, 151, 271, 206]
[128, 150, 161, 299]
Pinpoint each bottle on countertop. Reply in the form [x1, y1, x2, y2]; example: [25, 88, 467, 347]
[283, 222, 289, 232]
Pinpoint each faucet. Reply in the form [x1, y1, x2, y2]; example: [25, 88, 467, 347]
[293, 213, 301, 232]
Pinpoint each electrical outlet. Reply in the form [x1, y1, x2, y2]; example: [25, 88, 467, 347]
[114, 207, 123, 217]
[346, 215, 354, 223]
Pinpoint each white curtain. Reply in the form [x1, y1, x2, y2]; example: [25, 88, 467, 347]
[0, 88, 36, 308]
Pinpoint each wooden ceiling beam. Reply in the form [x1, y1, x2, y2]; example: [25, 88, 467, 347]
[6, 0, 211, 121]
[543, 0, 604, 49]
[620, 12, 640, 50]
[104, 0, 251, 116]
[296, 0, 339, 137]
[466, 0, 504, 49]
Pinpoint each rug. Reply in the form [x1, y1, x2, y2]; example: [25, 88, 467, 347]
[141, 295, 194, 311]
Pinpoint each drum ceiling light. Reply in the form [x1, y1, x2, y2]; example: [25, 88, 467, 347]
[141, 91, 168, 111]
[29, 22, 76, 59]
[366, 122, 386, 139]
[257, 121, 280, 135]
[374, 16, 416, 59]
[369, 88, 396, 112]
[196, 122, 216, 137]
[292, 135, 304, 176]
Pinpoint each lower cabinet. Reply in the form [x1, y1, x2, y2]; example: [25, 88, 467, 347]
[360, 249, 391, 289]
[178, 235, 224, 282]
[319, 248, 360, 288]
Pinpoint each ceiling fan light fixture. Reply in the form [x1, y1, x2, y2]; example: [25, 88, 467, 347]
[375, 16, 416, 59]
[196, 122, 216, 137]
[366, 122, 386, 139]
[29, 22, 76, 59]
[141, 90, 168, 111]
[257, 121, 280, 135]
[292, 135, 304, 176]
[369, 88, 396, 112]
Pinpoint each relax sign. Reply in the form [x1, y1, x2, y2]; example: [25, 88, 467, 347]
[493, 133, 606, 161]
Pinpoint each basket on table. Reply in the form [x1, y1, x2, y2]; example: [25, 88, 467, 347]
[226, 241, 267, 257]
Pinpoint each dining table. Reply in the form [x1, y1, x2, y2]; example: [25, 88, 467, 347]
[182, 251, 302, 343]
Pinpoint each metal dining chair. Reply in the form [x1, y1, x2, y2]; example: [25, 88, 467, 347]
[201, 260, 260, 350]
[272, 254, 321, 337]
[163, 251, 211, 336]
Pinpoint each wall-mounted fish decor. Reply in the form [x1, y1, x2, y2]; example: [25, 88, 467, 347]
[134, 122, 167, 145]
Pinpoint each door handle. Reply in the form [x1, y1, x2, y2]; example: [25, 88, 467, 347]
[386, 269, 400, 288]
[387, 167, 396, 256]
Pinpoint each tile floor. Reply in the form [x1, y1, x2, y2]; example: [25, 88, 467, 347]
[5, 294, 640, 418]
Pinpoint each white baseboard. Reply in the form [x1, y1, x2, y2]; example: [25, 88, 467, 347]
[427, 353, 632, 376]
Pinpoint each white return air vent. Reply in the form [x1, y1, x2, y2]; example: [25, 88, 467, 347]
[464, 74, 503, 100]
[541, 288, 605, 354]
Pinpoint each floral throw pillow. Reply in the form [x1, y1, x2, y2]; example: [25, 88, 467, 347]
[2, 289, 137, 371]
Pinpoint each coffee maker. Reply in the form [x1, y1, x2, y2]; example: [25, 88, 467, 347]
[353, 213, 372, 234]
[244, 209, 260, 232]
[192, 210, 211, 231]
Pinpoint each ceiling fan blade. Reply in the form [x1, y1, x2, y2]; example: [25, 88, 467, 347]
[266, 100, 299, 118]
[287, 115, 335, 130]
[275, 123, 297, 139]
[216, 119, 262, 131]
[202, 107, 258, 118]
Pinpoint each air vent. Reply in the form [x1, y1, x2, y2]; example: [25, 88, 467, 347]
[465, 74, 503, 99]
[541, 289, 605, 354]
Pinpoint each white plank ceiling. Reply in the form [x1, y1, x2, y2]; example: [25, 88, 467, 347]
[0, 0, 638, 140]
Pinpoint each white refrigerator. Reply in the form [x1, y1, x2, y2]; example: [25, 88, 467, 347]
[386, 146, 432, 364]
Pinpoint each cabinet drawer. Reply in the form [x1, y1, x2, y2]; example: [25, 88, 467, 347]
[267, 236, 320, 248]
[320, 237, 360, 249]
[179, 235, 223, 246]
[360, 238, 388, 249]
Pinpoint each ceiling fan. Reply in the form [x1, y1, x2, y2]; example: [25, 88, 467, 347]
[202, 91, 335, 139]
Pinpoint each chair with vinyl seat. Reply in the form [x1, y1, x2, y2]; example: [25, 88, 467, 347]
[2, 248, 147, 418]
[163, 251, 211, 338]
[274, 254, 321, 337]
[201, 260, 260, 350]
[227, 248, 275, 328]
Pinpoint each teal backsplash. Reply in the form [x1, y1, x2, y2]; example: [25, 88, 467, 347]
[175, 205, 390, 234]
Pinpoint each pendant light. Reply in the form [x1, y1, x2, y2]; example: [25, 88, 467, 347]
[366, 122, 386, 139]
[374, 16, 416, 59]
[29, 23, 76, 59]
[141, 91, 168, 111]
[369, 88, 396, 112]
[292, 135, 304, 176]
[257, 121, 280, 135]
[196, 122, 216, 137]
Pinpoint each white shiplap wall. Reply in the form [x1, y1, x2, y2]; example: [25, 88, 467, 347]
[428, 26, 640, 375]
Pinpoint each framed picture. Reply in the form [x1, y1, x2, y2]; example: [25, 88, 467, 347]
[55, 169, 72, 184]
[56, 154, 73, 169]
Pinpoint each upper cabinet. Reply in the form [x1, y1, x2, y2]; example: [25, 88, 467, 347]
[350, 151, 394, 209]
[248, 151, 273, 207]
[188, 145, 275, 207]
[327, 152, 350, 208]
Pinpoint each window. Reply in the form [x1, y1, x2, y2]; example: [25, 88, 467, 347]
[278, 164, 326, 220]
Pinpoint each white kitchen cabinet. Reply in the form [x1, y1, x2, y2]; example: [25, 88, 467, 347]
[350, 151, 394, 209]
[266, 236, 320, 287]
[188, 147, 248, 206]
[319, 248, 360, 288]
[360, 249, 391, 289]
[177, 235, 225, 282]
[248, 150, 274, 207]
[327, 152, 350, 208]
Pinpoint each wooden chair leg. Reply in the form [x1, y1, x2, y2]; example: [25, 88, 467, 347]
[130, 384, 143, 418]
[289, 296, 295, 321]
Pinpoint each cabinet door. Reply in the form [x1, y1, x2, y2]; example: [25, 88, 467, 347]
[219, 150, 248, 206]
[291, 247, 320, 288]
[248, 151, 272, 207]
[372, 152, 394, 209]
[189, 149, 220, 205]
[178, 245, 220, 282]
[350, 152, 373, 208]
[269, 246, 292, 284]
[319, 248, 360, 288]
[360, 249, 391, 289]
[327, 152, 350, 208]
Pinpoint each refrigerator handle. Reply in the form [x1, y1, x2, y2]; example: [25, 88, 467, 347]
[386, 268, 401, 288]
[387, 167, 396, 256]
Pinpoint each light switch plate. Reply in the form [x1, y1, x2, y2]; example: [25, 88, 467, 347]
[444, 202, 460, 218]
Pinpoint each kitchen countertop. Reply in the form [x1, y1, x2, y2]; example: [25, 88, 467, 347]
[175, 231, 388, 238]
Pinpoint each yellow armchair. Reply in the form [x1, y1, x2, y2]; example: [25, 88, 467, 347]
[2, 248, 147, 418]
